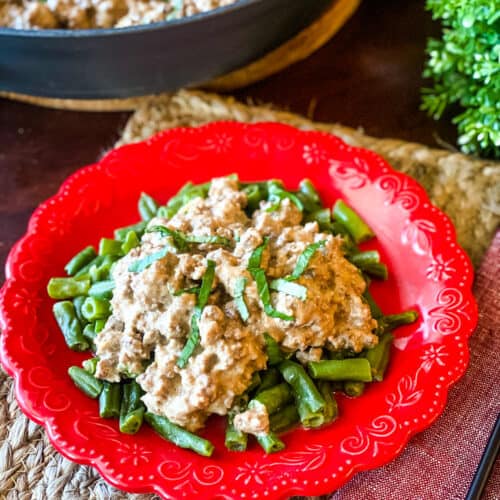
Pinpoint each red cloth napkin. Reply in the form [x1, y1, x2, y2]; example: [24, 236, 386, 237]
[330, 231, 500, 500]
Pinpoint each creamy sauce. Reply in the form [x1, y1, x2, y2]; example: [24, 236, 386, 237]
[94, 177, 377, 431]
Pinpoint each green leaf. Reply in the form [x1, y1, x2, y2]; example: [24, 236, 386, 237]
[269, 278, 307, 300]
[177, 260, 216, 368]
[290, 241, 326, 279]
[251, 268, 294, 322]
[128, 247, 170, 273]
[234, 277, 250, 322]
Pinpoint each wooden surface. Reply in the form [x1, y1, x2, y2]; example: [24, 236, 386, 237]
[0, 0, 454, 283]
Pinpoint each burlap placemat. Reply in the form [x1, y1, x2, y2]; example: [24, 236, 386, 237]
[116, 90, 499, 267]
[1, 89, 499, 500]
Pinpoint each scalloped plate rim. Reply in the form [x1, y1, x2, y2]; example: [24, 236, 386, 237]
[0, 121, 478, 499]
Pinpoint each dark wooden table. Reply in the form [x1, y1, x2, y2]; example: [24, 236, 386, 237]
[0, 0, 454, 282]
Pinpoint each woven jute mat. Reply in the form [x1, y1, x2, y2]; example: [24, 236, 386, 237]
[1, 89, 499, 500]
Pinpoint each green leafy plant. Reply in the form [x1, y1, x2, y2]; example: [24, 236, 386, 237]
[421, 0, 500, 158]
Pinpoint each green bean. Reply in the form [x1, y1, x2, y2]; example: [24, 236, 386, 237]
[225, 418, 248, 452]
[333, 200, 375, 244]
[83, 323, 97, 342]
[120, 407, 145, 434]
[94, 318, 106, 333]
[361, 262, 388, 280]
[138, 192, 160, 221]
[296, 399, 325, 428]
[267, 182, 304, 212]
[257, 368, 281, 393]
[343, 381, 365, 397]
[318, 381, 338, 424]
[225, 398, 249, 452]
[269, 278, 307, 300]
[308, 359, 373, 382]
[269, 404, 299, 433]
[363, 290, 383, 319]
[89, 255, 117, 282]
[303, 208, 332, 230]
[120, 380, 145, 434]
[99, 382, 121, 419]
[247, 372, 262, 393]
[82, 357, 99, 375]
[242, 184, 265, 213]
[81, 297, 111, 321]
[47, 277, 90, 299]
[279, 360, 326, 413]
[349, 250, 380, 266]
[65, 246, 97, 276]
[88, 280, 115, 300]
[114, 221, 147, 241]
[121, 230, 140, 255]
[263, 333, 286, 366]
[162, 182, 211, 219]
[74, 255, 106, 278]
[377, 310, 419, 334]
[256, 432, 285, 454]
[145, 412, 214, 457]
[365, 332, 393, 381]
[250, 383, 293, 415]
[298, 179, 321, 210]
[53, 301, 89, 351]
[98, 238, 123, 257]
[68, 366, 103, 398]
[72, 296, 87, 324]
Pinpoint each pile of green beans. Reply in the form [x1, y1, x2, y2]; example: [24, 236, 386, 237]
[48, 177, 419, 457]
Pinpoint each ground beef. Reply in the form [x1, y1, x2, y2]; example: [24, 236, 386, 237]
[94, 176, 378, 431]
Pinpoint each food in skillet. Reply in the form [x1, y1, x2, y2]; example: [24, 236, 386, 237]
[0, 0, 237, 29]
[47, 176, 418, 456]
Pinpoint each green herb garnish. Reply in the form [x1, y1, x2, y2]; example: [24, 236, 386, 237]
[252, 268, 294, 321]
[148, 225, 231, 250]
[177, 260, 216, 368]
[289, 241, 326, 279]
[128, 247, 170, 273]
[234, 277, 250, 322]
[173, 286, 200, 296]
[269, 278, 307, 300]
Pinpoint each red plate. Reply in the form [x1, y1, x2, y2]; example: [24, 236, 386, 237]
[0, 122, 477, 499]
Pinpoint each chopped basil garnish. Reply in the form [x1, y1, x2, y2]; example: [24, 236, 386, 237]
[177, 260, 216, 368]
[173, 286, 200, 296]
[251, 268, 294, 322]
[248, 237, 269, 269]
[289, 241, 326, 279]
[128, 247, 170, 273]
[234, 277, 249, 322]
[269, 278, 307, 300]
[185, 234, 232, 246]
[148, 226, 189, 250]
[248, 240, 294, 321]
[148, 225, 231, 250]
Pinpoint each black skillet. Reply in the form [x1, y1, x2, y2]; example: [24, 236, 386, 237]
[0, 0, 332, 99]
